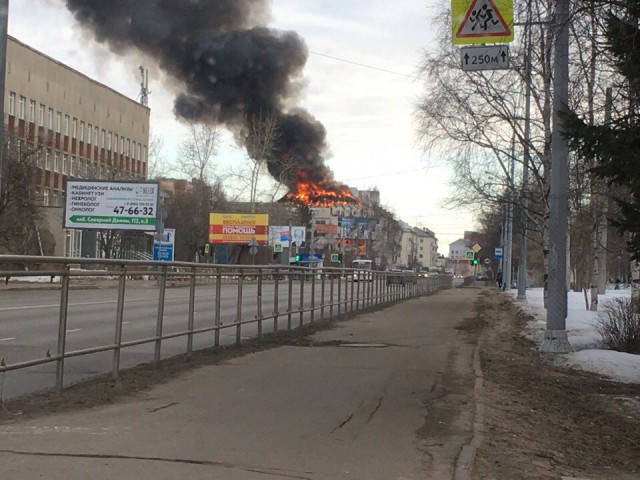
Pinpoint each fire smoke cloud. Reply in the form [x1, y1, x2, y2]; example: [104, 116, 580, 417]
[64, 0, 333, 188]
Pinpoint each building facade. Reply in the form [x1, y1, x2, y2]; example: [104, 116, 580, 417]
[4, 36, 150, 257]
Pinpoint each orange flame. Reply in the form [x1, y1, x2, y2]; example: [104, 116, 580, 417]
[283, 179, 360, 207]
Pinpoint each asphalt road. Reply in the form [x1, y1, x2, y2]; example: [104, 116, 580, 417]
[0, 279, 397, 400]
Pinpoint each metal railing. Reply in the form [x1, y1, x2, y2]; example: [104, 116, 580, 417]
[0, 256, 452, 395]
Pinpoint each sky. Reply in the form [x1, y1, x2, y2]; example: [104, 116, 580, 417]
[8, 0, 476, 254]
[518, 287, 640, 384]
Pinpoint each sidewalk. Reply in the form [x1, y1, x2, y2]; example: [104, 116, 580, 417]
[0, 288, 483, 480]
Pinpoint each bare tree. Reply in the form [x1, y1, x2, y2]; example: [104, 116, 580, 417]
[0, 133, 46, 255]
[244, 112, 280, 211]
[177, 124, 219, 183]
[146, 132, 170, 180]
[165, 179, 227, 261]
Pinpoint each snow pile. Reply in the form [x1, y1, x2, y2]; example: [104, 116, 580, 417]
[509, 287, 640, 384]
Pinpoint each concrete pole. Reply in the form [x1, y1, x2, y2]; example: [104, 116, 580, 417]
[517, 7, 533, 303]
[541, 0, 572, 353]
[0, 0, 8, 200]
[596, 88, 612, 295]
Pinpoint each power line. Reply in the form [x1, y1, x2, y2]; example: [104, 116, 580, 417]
[342, 167, 428, 182]
[260, 34, 412, 78]
[308, 50, 412, 78]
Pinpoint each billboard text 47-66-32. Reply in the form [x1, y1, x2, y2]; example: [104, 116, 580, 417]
[64, 181, 159, 231]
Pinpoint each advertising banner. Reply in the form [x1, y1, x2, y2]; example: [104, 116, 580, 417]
[153, 228, 176, 262]
[64, 181, 158, 231]
[338, 239, 367, 255]
[209, 213, 269, 244]
[314, 223, 338, 235]
[338, 217, 373, 239]
[268, 226, 288, 247]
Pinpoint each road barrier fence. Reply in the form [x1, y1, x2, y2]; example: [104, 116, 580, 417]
[0, 256, 452, 395]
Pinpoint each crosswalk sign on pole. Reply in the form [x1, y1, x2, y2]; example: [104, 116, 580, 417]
[452, 0, 514, 45]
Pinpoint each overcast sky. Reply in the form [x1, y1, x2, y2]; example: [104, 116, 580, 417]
[9, 0, 476, 253]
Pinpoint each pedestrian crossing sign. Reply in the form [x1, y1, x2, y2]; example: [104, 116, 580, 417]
[452, 0, 513, 45]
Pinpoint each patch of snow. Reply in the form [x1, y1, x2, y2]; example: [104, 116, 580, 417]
[509, 287, 639, 384]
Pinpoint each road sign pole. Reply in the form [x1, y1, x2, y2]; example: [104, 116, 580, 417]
[517, 6, 533, 303]
[541, 0, 572, 353]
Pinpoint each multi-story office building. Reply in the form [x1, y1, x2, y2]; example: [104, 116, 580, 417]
[4, 36, 150, 257]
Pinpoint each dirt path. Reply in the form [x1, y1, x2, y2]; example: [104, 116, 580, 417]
[475, 290, 640, 479]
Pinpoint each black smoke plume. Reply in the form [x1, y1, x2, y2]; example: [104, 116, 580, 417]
[64, 0, 334, 188]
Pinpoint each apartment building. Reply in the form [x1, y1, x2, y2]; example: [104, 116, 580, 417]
[4, 36, 150, 257]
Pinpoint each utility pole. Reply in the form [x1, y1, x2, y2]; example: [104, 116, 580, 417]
[0, 0, 8, 201]
[541, 0, 572, 353]
[517, 4, 533, 302]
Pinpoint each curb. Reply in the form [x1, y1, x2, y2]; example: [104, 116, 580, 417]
[454, 340, 485, 480]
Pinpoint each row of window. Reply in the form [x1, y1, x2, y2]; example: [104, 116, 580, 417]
[35, 148, 142, 178]
[7, 92, 147, 162]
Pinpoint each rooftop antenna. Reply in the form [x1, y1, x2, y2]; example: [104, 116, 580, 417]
[139, 65, 150, 106]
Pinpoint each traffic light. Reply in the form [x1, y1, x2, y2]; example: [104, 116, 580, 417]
[470, 253, 479, 266]
[295, 254, 301, 262]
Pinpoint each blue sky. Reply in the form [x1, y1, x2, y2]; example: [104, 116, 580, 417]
[9, 0, 476, 253]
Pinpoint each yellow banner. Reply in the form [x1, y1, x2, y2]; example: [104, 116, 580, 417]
[208, 213, 269, 244]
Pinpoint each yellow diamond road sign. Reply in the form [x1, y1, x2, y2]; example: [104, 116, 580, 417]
[472, 243, 482, 253]
[452, 0, 514, 45]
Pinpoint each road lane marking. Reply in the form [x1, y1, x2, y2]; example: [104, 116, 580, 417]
[66, 329, 81, 333]
[0, 426, 131, 435]
[0, 295, 193, 312]
[0, 337, 16, 342]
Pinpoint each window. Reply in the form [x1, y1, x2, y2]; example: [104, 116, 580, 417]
[143, 146, 147, 164]
[79, 121, 84, 141]
[94, 126, 98, 145]
[45, 150, 51, 170]
[62, 154, 68, 175]
[71, 157, 77, 177]
[137, 143, 141, 161]
[64, 115, 70, 136]
[43, 189, 49, 207]
[56, 112, 61, 133]
[8, 92, 15, 115]
[48, 108, 53, 129]
[72, 118, 77, 138]
[114, 134, 118, 153]
[107, 132, 112, 150]
[29, 100, 35, 123]
[120, 137, 124, 153]
[39, 104, 45, 127]
[87, 124, 92, 144]
[36, 151, 43, 168]
[101, 129, 105, 148]
[52, 191, 58, 207]
[18, 96, 25, 119]
[126, 139, 130, 156]
[54, 151, 59, 172]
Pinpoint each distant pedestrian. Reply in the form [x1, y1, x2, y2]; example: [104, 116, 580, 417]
[496, 271, 503, 289]
[615, 278, 621, 290]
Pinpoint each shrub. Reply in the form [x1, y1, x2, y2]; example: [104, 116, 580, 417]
[596, 297, 640, 354]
